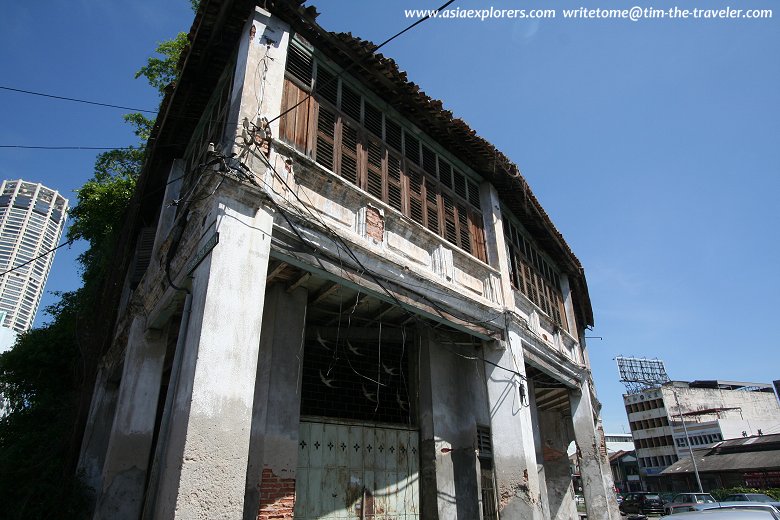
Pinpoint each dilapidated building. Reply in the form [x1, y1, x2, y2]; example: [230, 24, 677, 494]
[77, 2, 619, 519]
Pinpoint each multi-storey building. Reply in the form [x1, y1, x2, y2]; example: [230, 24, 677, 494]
[624, 380, 780, 490]
[0, 180, 68, 342]
[77, 2, 620, 519]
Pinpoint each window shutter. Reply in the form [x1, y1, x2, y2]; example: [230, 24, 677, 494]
[316, 66, 338, 105]
[467, 180, 481, 210]
[315, 106, 336, 170]
[438, 158, 453, 189]
[364, 102, 383, 139]
[407, 168, 424, 225]
[129, 227, 156, 289]
[404, 132, 420, 165]
[386, 118, 402, 153]
[425, 178, 440, 235]
[453, 169, 467, 200]
[341, 83, 361, 122]
[285, 44, 313, 88]
[366, 137, 384, 200]
[457, 204, 472, 254]
[339, 120, 359, 185]
[471, 212, 487, 262]
[387, 153, 403, 212]
[442, 193, 457, 246]
[279, 79, 313, 153]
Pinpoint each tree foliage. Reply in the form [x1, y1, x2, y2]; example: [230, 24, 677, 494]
[0, 15, 191, 519]
[134, 31, 189, 95]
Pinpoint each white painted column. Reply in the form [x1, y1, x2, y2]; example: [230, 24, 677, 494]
[483, 320, 545, 520]
[418, 328, 484, 519]
[527, 379, 551, 520]
[152, 190, 274, 519]
[538, 409, 578, 520]
[94, 317, 167, 520]
[479, 182, 512, 307]
[243, 284, 307, 520]
[77, 365, 120, 507]
[570, 379, 621, 520]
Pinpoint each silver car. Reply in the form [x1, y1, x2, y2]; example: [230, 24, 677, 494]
[661, 505, 780, 519]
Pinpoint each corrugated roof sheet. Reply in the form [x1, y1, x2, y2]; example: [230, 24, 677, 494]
[662, 435, 780, 475]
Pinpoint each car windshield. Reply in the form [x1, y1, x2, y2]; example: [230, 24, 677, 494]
[645, 494, 661, 500]
[695, 494, 716, 503]
[747, 495, 774, 503]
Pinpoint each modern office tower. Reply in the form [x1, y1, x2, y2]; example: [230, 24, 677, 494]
[0, 180, 68, 339]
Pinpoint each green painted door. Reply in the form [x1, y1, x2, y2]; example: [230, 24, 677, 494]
[295, 420, 420, 519]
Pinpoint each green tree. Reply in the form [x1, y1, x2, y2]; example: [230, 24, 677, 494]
[0, 12, 192, 517]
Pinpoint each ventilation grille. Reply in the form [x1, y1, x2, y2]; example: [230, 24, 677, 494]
[477, 425, 493, 460]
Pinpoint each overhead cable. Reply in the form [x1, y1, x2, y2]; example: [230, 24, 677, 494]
[0, 85, 156, 114]
[265, 0, 458, 126]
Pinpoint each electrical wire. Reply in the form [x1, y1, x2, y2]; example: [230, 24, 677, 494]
[0, 238, 74, 277]
[240, 148, 535, 384]
[265, 0, 458, 126]
[0, 85, 157, 114]
[0, 145, 140, 150]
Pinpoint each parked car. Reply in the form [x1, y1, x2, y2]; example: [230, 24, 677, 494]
[716, 504, 780, 517]
[661, 505, 780, 520]
[660, 508, 780, 519]
[721, 495, 780, 510]
[665, 493, 718, 515]
[620, 491, 666, 516]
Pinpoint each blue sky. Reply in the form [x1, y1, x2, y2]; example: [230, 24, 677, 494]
[1, 0, 778, 433]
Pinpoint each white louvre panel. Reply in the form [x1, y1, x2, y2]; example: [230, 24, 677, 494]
[295, 420, 420, 519]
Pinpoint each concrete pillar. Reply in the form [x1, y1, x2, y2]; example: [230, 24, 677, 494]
[570, 379, 621, 520]
[539, 409, 578, 520]
[151, 191, 275, 519]
[77, 365, 120, 508]
[418, 328, 485, 519]
[527, 379, 551, 520]
[94, 317, 167, 520]
[483, 321, 545, 520]
[479, 182, 512, 307]
[243, 284, 307, 520]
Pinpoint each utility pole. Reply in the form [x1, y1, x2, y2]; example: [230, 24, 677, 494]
[674, 389, 703, 493]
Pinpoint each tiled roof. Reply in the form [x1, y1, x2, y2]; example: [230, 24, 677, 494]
[143, 0, 594, 326]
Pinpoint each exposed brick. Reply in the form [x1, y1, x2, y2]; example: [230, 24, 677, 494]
[365, 206, 384, 242]
[256, 466, 296, 520]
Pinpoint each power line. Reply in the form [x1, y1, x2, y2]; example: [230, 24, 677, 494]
[2, 0, 458, 143]
[0, 145, 140, 150]
[0, 238, 75, 278]
[265, 0, 458, 126]
[0, 86, 156, 114]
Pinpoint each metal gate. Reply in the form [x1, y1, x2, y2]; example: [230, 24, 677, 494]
[294, 420, 420, 519]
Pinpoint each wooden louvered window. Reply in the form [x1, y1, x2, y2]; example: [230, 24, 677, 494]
[407, 168, 425, 226]
[278, 48, 488, 263]
[314, 105, 336, 171]
[386, 152, 403, 213]
[339, 120, 359, 185]
[504, 219, 568, 331]
[365, 137, 384, 200]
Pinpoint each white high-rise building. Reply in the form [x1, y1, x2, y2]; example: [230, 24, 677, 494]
[0, 180, 68, 343]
